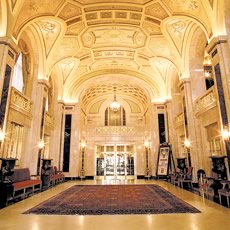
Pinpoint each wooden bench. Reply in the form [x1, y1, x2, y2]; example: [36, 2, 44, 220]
[10, 168, 42, 199]
[50, 166, 65, 186]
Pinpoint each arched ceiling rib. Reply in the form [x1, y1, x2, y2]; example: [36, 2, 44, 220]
[7, 0, 220, 107]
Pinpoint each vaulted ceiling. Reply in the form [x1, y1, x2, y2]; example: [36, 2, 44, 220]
[1, 0, 226, 112]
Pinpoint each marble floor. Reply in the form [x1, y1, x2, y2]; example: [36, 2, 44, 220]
[0, 179, 230, 230]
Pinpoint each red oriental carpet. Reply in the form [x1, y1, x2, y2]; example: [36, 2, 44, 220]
[24, 184, 200, 215]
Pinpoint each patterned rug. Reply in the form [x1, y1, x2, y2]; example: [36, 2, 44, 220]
[24, 184, 200, 215]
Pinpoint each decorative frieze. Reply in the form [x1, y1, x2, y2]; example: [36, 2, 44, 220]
[96, 126, 134, 135]
[10, 87, 32, 114]
[194, 88, 217, 115]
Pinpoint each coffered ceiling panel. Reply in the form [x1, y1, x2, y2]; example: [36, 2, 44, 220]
[81, 26, 147, 49]
[8, 0, 219, 105]
[58, 2, 82, 20]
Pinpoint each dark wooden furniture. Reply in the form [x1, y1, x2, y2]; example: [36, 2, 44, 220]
[209, 156, 227, 180]
[41, 159, 65, 189]
[41, 159, 52, 189]
[176, 157, 187, 174]
[0, 158, 17, 208]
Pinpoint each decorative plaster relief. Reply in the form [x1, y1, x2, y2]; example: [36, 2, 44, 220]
[150, 58, 171, 81]
[52, 37, 80, 63]
[81, 83, 148, 108]
[130, 13, 142, 20]
[58, 3, 82, 20]
[194, 89, 216, 114]
[145, 2, 169, 20]
[133, 31, 146, 47]
[36, 20, 61, 57]
[82, 26, 146, 48]
[100, 11, 113, 19]
[115, 12, 127, 19]
[75, 48, 92, 59]
[13, 0, 63, 37]
[142, 22, 162, 36]
[90, 60, 139, 70]
[163, 0, 199, 12]
[94, 50, 135, 59]
[11, 88, 32, 113]
[59, 59, 79, 83]
[84, 5, 142, 13]
[166, 19, 190, 54]
[137, 48, 153, 58]
[66, 22, 85, 36]
[82, 32, 96, 47]
[96, 126, 134, 135]
[149, 37, 173, 57]
[86, 13, 98, 20]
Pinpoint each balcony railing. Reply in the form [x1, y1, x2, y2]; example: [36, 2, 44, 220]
[194, 87, 217, 115]
[10, 87, 32, 115]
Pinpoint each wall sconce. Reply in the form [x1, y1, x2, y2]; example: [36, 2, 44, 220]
[222, 126, 230, 141]
[38, 140, 45, 150]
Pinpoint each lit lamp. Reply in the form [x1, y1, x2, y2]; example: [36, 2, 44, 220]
[144, 139, 150, 178]
[110, 87, 120, 112]
[184, 138, 191, 167]
[80, 140, 86, 179]
[36, 139, 45, 175]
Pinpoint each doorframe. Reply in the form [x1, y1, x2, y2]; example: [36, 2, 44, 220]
[95, 143, 136, 180]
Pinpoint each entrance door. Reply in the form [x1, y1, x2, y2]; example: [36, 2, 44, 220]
[96, 144, 135, 180]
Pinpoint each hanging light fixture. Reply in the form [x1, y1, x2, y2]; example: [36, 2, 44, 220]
[110, 87, 120, 112]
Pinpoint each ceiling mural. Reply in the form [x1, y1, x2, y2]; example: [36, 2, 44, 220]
[5, 0, 222, 110]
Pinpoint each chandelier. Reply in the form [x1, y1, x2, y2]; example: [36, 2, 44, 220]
[110, 87, 120, 112]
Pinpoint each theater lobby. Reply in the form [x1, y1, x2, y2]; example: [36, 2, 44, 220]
[1, 0, 230, 229]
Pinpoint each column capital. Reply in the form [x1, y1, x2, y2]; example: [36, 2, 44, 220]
[205, 36, 228, 54]
[0, 37, 20, 57]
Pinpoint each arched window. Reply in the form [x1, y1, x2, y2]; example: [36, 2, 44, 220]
[105, 107, 126, 126]
[12, 53, 24, 92]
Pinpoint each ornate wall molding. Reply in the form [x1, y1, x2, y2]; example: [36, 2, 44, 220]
[194, 88, 217, 115]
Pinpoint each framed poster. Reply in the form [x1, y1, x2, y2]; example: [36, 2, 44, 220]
[156, 146, 170, 176]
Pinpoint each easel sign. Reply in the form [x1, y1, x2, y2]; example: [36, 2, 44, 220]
[157, 145, 170, 176]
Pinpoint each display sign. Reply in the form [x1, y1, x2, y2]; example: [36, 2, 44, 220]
[157, 146, 170, 176]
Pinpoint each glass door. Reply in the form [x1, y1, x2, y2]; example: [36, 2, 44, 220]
[95, 144, 135, 180]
